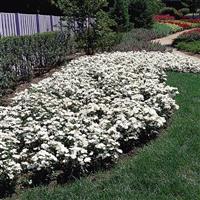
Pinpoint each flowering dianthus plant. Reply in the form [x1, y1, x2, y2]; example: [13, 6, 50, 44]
[0, 51, 200, 191]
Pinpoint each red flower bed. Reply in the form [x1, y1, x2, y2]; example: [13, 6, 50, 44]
[186, 28, 200, 34]
[164, 21, 191, 29]
[171, 22, 190, 29]
[154, 15, 175, 21]
[174, 28, 200, 45]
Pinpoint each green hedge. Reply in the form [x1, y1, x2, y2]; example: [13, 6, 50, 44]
[159, 7, 182, 19]
[178, 8, 190, 16]
[175, 41, 200, 54]
[0, 31, 73, 98]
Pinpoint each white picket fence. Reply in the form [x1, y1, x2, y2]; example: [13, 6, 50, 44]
[0, 12, 61, 37]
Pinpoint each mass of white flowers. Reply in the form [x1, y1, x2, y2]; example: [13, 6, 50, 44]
[0, 51, 200, 183]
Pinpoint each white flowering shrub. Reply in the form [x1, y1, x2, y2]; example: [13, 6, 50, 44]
[0, 51, 200, 192]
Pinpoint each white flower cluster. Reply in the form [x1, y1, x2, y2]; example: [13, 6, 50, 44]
[0, 51, 199, 182]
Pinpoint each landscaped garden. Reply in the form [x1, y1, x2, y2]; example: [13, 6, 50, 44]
[1, 0, 200, 199]
[173, 28, 200, 54]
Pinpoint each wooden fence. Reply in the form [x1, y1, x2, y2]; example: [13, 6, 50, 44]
[0, 12, 61, 37]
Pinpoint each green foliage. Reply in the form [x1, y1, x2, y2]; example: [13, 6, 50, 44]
[53, 0, 116, 54]
[53, 0, 107, 17]
[129, 0, 153, 28]
[173, 31, 200, 45]
[159, 7, 183, 19]
[181, 0, 200, 13]
[0, 31, 70, 98]
[75, 10, 118, 53]
[108, 0, 163, 30]
[95, 10, 120, 51]
[129, 0, 163, 28]
[0, 68, 16, 98]
[0, 174, 16, 198]
[173, 26, 200, 54]
[153, 23, 182, 37]
[109, 0, 130, 31]
[111, 28, 166, 52]
[175, 41, 200, 54]
[178, 7, 190, 15]
[146, 0, 164, 14]
[121, 28, 158, 41]
[153, 23, 174, 37]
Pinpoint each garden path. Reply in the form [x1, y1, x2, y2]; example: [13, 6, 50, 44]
[152, 28, 198, 46]
[152, 28, 200, 62]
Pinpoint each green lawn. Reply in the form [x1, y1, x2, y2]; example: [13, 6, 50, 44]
[10, 72, 200, 200]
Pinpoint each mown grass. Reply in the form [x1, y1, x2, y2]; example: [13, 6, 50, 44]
[9, 72, 200, 200]
[153, 23, 182, 37]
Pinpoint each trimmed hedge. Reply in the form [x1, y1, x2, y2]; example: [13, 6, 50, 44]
[159, 7, 182, 19]
[0, 31, 73, 98]
[178, 8, 190, 16]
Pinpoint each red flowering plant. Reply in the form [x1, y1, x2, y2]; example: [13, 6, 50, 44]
[153, 15, 175, 22]
[187, 28, 200, 34]
[171, 22, 190, 29]
[173, 28, 200, 45]
[163, 20, 193, 29]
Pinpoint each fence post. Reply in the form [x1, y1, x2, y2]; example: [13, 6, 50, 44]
[36, 14, 40, 33]
[50, 15, 53, 31]
[60, 17, 63, 31]
[15, 13, 20, 36]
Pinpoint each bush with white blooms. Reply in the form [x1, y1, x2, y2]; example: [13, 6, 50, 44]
[0, 51, 200, 189]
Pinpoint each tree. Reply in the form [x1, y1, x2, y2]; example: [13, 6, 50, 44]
[163, 0, 200, 12]
[52, 0, 117, 54]
[181, 0, 200, 16]
[108, 0, 130, 31]
[129, 0, 163, 28]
